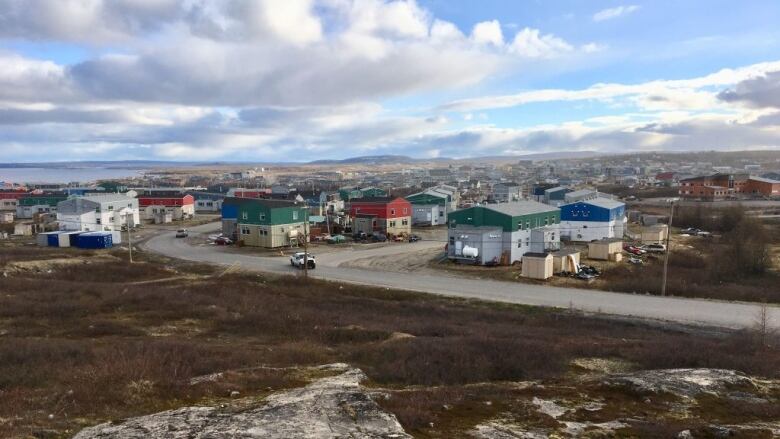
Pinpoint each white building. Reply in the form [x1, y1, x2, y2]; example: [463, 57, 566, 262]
[559, 197, 626, 242]
[57, 194, 140, 231]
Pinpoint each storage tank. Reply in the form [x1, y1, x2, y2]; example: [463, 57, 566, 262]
[288, 229, 299, 239]
[462, 245, 479, 258]
[76, 232, 113, 249]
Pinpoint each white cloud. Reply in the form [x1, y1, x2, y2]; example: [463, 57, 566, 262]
[471, 20, 503, 46]
[593, 5, 640, 22]
[509, 28, 573, 58]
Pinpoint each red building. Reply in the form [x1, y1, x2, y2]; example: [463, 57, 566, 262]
[138, 194, 195, 221]
[679, 173, 779, 199]
[349, 197, 412, 236]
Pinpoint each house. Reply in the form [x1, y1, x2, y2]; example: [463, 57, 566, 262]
[744, 176, 780, 197]
[56, 194, 140, 231]
[491, 182, 522, 203]
[678, 173, 749, 199]
[16, 194, 68, 219]
[559, 197, 627, 242]
[406, 191, 448, 226]
[588, 238, 623, 260]
[1, 211, 14, 223]
[138, 193, 195, 221]
[348, 197, 412, 236]
[447, 201, 561, 265]
[0, 189, 27, 211]
[13, 222, 44, 236]
[338, 186, 387, 201]
[223, 198, 309, 248]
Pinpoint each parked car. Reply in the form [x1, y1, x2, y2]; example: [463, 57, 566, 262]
[623, 244, 646, 255]
[408, 234, 421, 243]
[175, 228, 188, 238]
[214, 236, 232, 245]
[628, 256, 644, 265]
[391, 234, 405, 242]
[642, 243, 666, 253]
[352, 231, 368, 241]
[290, 252, 316, 269]
[371, 232, 387, 242]
[327, 234, 347, 244]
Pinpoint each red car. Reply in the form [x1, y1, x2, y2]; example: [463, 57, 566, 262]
[215, 236, 233, 245]
[623, 245, 646, 255]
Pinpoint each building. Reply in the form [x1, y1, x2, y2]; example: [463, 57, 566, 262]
[16, 194, 68, 219]
[0, 189, 27, 211]
[563, 189, 598, 204]
[587, 239, 623, 260]
[491, 182, 522, 203]
[544, 186, 573, 206]
[744, 176, 780, 197]
[406, 192, 448, 226]
[447, 201, 560, 265]
[138, 194, 195, 221]
[678, 173, 749, 199]
[56, 194, 140, 231]
[223, 198, 309, 248]
[559, 197, 627, 242]
[195, 197, 224, 212]
[0, 211, 14, 223]
[349, 197, 412, 236]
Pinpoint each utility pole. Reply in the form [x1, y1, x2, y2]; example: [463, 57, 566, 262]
[127, 216, 134, 263]
[661, 199, 675, 296]
[302, 208, 309, 279]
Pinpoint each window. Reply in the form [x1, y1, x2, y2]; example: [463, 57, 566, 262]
[242, 211, 248, 220]
[390, 208, 396, 216]
[402, 219, 408, 226]
[403, 208, 408, 214]
[439, 211, 444, 217]
[389, 221, 396, 227]
[260, 213, 266, 220]
[108, 205, 113, 211]
[292, 211, 298, 220]
[241, 226, 250, 235]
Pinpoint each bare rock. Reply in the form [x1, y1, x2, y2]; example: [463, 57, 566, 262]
[73, 366, 410, 439]
[601, 368, 755, 397]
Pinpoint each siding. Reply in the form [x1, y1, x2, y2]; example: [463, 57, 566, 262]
[448, 206, 560, 232]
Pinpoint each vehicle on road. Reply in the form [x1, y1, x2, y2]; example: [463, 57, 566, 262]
[290, 252, 316, 269]
[408, 234, 421, 242]
[175, 229, 188, 238]
[371, 232, 387, 242]
[214, 236, 232, 245]
[391, 234, 405, 242]
[623, 244, 646, 255]
[642, 243, 666, 253]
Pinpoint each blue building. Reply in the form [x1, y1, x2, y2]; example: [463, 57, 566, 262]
[559, 197, 626, 242]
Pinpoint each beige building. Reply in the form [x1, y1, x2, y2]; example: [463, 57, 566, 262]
[588, 239, 623, 260]
[521, 253, 554, 280]
[238, 222, 308, 248]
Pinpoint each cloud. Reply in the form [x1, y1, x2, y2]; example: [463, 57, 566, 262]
[471, 20, 503, 46]
[718, 70, 780, 108]
[593, 5, 640, 22]
[509, 27, 573, 58]
[438, 61, 780, 112]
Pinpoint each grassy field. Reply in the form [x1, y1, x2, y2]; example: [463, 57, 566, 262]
[0, 243, 778, 437]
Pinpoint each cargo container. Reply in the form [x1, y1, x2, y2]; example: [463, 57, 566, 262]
[68, 231, 86, 247]
[37, 231, 59, 246]
[76, 231, 113, 249]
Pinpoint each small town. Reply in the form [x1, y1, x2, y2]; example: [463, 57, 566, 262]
[2, 1, 780, 438]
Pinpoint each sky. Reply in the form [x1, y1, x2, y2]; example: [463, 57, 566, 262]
[1, 0, 780, 162]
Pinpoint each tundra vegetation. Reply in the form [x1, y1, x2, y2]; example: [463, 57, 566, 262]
[0, 244, 778, 437]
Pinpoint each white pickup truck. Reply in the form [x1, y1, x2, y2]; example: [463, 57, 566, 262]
[290, 252, 316, 269]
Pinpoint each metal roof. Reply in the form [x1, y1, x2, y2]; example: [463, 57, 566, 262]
[80, 194, 136, 203]
[484, 200, 559, 217]
[749, 176, 780, 184]
[578, 197, 624, 209]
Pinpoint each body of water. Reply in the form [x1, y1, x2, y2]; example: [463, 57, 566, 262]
[0, 167, 144, 184]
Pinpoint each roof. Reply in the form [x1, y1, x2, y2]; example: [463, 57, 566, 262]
[80, 194, 135, 203]
[223, 197, 303, 208]
[484, 200, 559, 217]
[138, 193, 192, 199]
[544, 186, 567, 193]
[565, 189, 596, 198]
[749, 176, 780, 184]
[349, 196, 398, 204]
[577, 197, 624, 210]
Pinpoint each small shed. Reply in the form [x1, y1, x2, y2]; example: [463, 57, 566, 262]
[0, 212, 13, 223]
[76, 232, 113, 249]
[521, 253, 553, 280]
[588, 239, 623, 260]
[641, 224, 668, 244]
[551, 249, 581, 274]
[641, 214, 666, 226]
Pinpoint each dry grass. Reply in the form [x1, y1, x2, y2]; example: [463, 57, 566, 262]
[0, 246, 778, 437]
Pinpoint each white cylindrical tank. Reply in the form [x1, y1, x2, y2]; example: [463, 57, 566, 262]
[462, 245, 478, 258]
[288, 229, 299, 238]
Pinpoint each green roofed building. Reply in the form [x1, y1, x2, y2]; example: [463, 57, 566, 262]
[16, 194, 68, 219]
[447, 200, 561, 265]
[222, 198, 310, 248]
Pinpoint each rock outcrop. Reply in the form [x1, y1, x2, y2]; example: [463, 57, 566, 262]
[74, 364, 410, 439]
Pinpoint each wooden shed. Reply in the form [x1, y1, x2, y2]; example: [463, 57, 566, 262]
[521, 253, 553, 280]
[588, 239, 623, 260]
[551, 250, 581, 274]
[641, 224, 668, 244]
